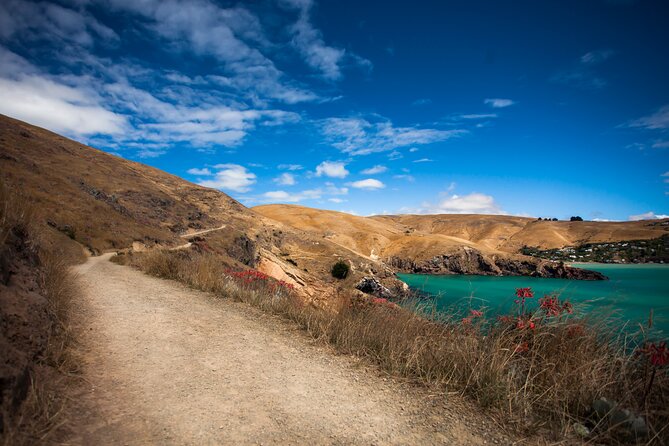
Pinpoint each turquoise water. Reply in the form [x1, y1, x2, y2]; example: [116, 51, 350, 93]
[398, 264, 669, 334]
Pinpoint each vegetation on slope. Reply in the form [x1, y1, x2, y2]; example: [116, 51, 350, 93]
[117, 248, 669, 444]
[0, 179, 84, 445]
[521, 234, 669, 264]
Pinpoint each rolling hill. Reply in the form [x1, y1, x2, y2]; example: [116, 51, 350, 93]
[0, 114, 389, 303]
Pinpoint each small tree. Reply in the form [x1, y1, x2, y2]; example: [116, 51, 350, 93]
[331, 260, 350, 279]
[570, 216, 583, 222]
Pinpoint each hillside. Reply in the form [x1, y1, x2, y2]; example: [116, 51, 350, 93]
[0, 114, 389, 303]
[254, 205, 668, 276]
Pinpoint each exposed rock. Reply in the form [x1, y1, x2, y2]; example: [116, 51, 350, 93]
[225, 234, 258, 267]
[78, 180, 133, 218]
[387, 247, 607, 280]
[356, 276, 394, 298]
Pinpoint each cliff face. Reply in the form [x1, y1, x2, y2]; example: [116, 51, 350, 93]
[386, 247, 607, 281]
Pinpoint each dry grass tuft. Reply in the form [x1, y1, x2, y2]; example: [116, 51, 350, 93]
[122, 248, 669, 444]
[1, 179, 81, 445]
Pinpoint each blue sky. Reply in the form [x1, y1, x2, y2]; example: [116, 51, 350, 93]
[1, 0, 668, 220]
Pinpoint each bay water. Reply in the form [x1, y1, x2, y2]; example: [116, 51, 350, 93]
[397, 264, 669, 334]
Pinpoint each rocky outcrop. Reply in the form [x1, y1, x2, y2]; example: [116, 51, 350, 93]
[386, 247, 607, 280]
[355, 276, 394, 298]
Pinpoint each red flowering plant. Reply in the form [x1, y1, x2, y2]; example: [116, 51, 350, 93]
[636, 341, 669, 406]
[538, 294, 573, 319]
[514, 287, 534, 316]
[226, 268, 295, 296]
[460, 308, 484, 333]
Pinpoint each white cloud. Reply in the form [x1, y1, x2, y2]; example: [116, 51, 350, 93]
[262, 188, 322, 203]
[187, 168, 212, 175]
[409, 147, 419, 152]
[315, 161, 349, 178]
[274, 172, 296, 185]
[393, 174, 414, 182]
[197, 164, 256, 193]
[630, 105, 669, 130]
[328, 197, 346, 203]
[628, 211, 669, 221]
[419, 192, 505, 215]
[348, 178, 385, 190]
[412, 158, 433, 163]
[321, 116, 465, 156]
[360, 165, 387, 175]
[484, 98, 515, 108]
[652, 140, 669, 149]
[0, 74, 128, 136]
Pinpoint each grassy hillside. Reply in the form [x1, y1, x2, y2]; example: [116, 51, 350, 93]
[255, 205, 668, 261]
[0, 115, 391, 303]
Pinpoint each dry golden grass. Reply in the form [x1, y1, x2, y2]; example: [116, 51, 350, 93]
[1, 179, 81, 445]
[122, 248, 669, 444]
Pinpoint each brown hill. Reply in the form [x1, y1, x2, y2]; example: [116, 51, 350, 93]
[0, 114, 388, 302]
[254, 205, 667, 278]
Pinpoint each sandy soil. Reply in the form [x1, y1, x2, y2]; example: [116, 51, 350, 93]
[64, 254, 515, 445]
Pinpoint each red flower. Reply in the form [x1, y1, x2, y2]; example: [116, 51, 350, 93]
[514, 342, 529, 353]
[470, 309, 483, 318]
[650, 342, 669, 367]
[516, 317, 535, 330]
[461, 317, 472, 325]
[515, 287, 534, 299]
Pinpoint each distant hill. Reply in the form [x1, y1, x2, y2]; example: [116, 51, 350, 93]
[254, 205, 667, 277]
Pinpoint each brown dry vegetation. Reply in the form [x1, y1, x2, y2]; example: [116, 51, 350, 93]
[118, 248, 669, 444]
[0, 179, 83, 445]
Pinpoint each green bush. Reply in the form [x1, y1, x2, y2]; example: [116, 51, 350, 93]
[331, 260, 350, 279]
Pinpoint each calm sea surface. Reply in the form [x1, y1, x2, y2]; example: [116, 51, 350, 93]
[397, 264, 669, 334]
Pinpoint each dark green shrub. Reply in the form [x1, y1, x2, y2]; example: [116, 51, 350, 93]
[331, 260, 350, 279]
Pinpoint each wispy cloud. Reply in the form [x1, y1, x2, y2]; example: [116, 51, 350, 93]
[360, 165, 387, 174]
[320, 116, 465, 156]
[274, 172, 297, 185]
[278, 164, 304, 171]
[411, 98, 431, 106]
[552, 50, 614, 89]
[412, 158, 433, 163]
[415, 191, 506, 215]
[628, 211, 669, 221]
[580, 49, 614, 65]
[262, 189, 322, 202]
[281, 0, 371, 80]
[457, 113, 498, 120]
[629, 105, 669, 130]
[187, 167, 212, 175]
[484, 98, 515, 108]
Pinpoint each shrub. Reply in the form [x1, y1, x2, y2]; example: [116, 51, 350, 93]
[330, 259, 350, 279]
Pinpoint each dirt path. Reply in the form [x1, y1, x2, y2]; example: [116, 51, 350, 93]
[65, 254, 513, 445]
[180, 224, 227, 238]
